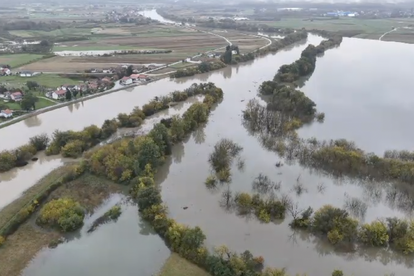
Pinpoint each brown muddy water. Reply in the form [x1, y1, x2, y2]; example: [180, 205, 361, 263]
[6, 33, 414, 276]
[22, 194, 170, 276]
[0, 99, 200, 210]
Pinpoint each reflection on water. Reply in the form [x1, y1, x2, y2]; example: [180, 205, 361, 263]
[22, 194, 169, 276]
[24, 115, 42, 128]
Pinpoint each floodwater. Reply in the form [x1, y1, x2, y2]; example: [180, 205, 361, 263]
[22, 194, 170, 276]
[155, 38, 414, 275]
[0, 99, 200, 210]
[298, 38, 414, 155]
[3, 18, 414, 276]
[138, 9, 176, 24]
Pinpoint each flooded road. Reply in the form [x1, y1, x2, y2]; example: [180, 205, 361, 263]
[22, 195, 170, 276]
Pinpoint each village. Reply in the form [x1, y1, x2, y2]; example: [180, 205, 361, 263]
[0, 63, 151, 122]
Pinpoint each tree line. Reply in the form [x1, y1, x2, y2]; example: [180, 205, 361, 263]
[171, 61, 226, 78]
[0, 83, 224, 172]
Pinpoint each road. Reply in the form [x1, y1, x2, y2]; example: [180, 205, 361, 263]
[147, 31, 272, 77]
[379, 28, 398, 41]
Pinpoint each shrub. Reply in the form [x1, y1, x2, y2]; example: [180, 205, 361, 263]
[105, 205, 122, 220]
[0, 150, 17, 172]
[359, 221, 389, 246]
[100, 119, 118, 139]
[37, 198, 85, 232]
[205, 175, 217, 187]
[29, 134, 50, 150]
[332, 270, 344, 276]
[61, 140, 85, 158]
[0, 236, 5, 247]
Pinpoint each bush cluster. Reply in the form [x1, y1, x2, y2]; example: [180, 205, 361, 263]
[37, 198, 85, 232]
[0, 164, 85, 240]
[84, 83, 224, 183]
[207, 139, 243, 184]
[291, 205, 414, 254]
[273, 36, 342, 84]
[171, 61, 226, 78]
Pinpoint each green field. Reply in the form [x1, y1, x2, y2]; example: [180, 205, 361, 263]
[9, 28, 92, 38]
[0, 74, 80, 88]
[158, 254, 211, 276]
[1, 96, 55, 111]
[0, 54, 44, 68]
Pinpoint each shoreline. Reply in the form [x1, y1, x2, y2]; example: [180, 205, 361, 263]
[0, 80, 159, 130]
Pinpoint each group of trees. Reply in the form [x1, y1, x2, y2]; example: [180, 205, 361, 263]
[0, 134, 48, 172]
[291, 205, 414, 254]
[85, 85, 223, 183]
[274, 36, 342, 84]
[36, 198, 85, 232]
[171, 61, 226, 78]
[0, 83, 224, 172]
[206, 139, 243, 185]
[83, 84, 315, 276]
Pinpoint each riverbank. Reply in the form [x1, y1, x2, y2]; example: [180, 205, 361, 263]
[0, 81, 156, 130]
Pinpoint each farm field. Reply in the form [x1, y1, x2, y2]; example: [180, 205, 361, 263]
[0, 74, 80, 88]
[0, 54, 44, 68]
[218, 31, 268, 51]
[24, 27, 227, 72]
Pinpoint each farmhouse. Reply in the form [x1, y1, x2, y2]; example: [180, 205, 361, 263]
[120, 76, 133, 85]
[0, 109, 13, 118]
[1, 68, 11, 76]
[52, 89, 66, 100]
[10, 91, 23, 101]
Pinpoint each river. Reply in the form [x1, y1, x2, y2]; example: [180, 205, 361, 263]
[7, 11, 414, 276]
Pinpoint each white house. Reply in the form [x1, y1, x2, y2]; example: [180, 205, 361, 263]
[1, 68, 11, 76]
[52, 89, 66, 100]
[120, 76, 133, 85]
[20, 71, 34, 77]
[0, 109, 13, 118]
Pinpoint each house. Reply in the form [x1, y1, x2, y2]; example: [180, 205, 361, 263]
[88, 83, 98, 91]
[19, 71, 34, 77]
[10, 91, 23, 101]
[52, 89, 66, 100]
[101, 77, 112, 84]
[0, 109, 13, 118]
[137, 74, 149, 81]
[1, 68, 11, 76]
[120, 76, 133, 85]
